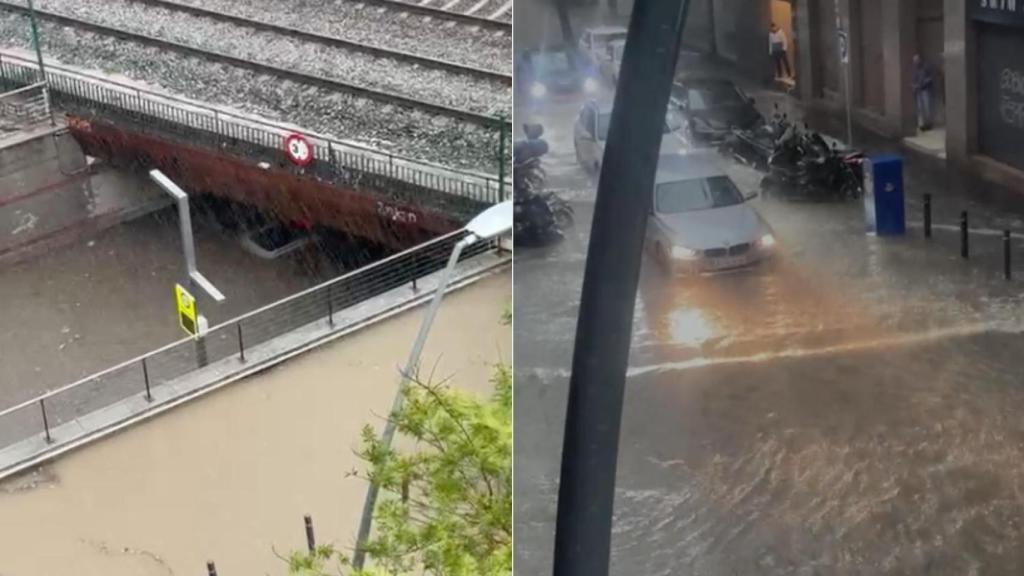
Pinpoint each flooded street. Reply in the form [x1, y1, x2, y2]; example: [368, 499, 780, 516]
[0, 271, 510, 576]
[514, 82, 1024, 574]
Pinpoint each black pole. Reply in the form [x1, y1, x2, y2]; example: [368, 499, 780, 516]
[923, 193, 931, 239]
[1005, 230, 1012, 280]
[39, 399, 52, 444]
[236, 322, 246, 362]
[304, 514, 316, 552]
[327, 284, 335, 327]
[142, 357, 152, 401]
[553, 0, 691, 574]
[961, 210, 969, 259]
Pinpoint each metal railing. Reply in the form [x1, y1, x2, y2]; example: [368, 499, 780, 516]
[0, 52, 511, 205]
[0, 81, 49, 127]
[0, 230, 505, 452]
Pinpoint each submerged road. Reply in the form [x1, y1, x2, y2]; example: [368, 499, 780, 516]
[514, 80, 1024, 574]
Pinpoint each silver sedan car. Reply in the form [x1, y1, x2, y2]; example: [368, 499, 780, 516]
[573, 98, 686, 173]
[645, 151, 777, 275]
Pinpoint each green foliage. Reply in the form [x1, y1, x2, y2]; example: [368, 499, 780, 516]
[289, 364, 512, 576]
[501, 302, 512, 326]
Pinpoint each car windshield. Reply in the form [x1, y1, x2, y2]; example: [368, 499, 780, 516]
[655, 175, 745, 213]
[686, 83, 744, 110]
[597, 111, 682, 141]
[534, 50, 572, 75]
[595, 32, 628, 51]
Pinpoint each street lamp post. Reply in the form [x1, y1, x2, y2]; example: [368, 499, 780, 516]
[26, 0, 54, 126]
[351, 200, 513, 570]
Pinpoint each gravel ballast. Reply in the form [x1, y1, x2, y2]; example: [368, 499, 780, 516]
[0, 14, 511, 174]
[170, 0, 510, 73]
[35, 0, 510, 116]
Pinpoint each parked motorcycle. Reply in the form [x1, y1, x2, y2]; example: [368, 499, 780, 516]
[720, 104, 791, 170]
[514, 124, 574, 246]
[762, 129, 863, 201]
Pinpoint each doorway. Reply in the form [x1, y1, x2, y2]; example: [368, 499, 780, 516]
[770, 0, 796, 88]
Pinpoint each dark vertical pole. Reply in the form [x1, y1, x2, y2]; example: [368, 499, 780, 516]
[497, 116, 508, 202]
[39, 398, 52, 444]
[304, 515, 316, 551]
[142, 357, 152, 401]
[327, 284, 335, 327]
[1005, 230, 1012, 280]
[26, 0, 55, 126]
[553, 0, 691, 574]
[961, 210, 969, 259]
[206, 561, 217, 576]
[236, 322, 245, 362]
[923, 193, 931, 238]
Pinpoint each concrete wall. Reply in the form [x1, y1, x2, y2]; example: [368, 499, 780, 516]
[0, 128, 91, 256]
[944, 0, 974, 163]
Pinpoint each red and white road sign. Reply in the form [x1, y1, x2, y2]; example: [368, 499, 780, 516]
[284, 133, 314, 166]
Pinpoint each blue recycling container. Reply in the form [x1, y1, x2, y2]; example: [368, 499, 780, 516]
[863, 154, 905, 236]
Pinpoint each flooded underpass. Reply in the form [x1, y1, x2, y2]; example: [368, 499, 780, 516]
[513, 88, 1024, 575]
[0, 186, 396, 415]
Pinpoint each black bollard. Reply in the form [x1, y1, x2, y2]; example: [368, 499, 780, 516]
[207, 561, 217, 576]
[923, 194, 932, 239]
[304, 515, 316, 552]
[961, 211, 969, 259]
[1006, 230, 1012, 280]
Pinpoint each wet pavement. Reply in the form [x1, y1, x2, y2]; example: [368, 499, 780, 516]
[514, 65, 1024, 575]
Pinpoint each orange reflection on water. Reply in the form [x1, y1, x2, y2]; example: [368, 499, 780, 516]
[666, 307, 717, 346]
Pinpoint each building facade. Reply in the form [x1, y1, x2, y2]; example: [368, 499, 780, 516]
[710, 0, 1024, 187]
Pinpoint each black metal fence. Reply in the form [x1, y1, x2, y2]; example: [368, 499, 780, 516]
[0, 52, 509, 205]
[0, 229, 505, 453]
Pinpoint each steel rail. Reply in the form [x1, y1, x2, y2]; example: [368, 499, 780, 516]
[351, 0, 511, 31]
[127, 0, 510, 84]
[0, 1, 510, 129]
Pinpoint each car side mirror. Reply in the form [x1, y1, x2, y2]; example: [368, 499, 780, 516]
[745, 190, 759, 201]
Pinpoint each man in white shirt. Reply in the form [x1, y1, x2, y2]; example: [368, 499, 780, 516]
[769, 23, 792, 79]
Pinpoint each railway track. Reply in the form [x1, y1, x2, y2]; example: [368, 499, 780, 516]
[395, 0, 512, 22]
[127, 0, 509, 84]
[0, 0, 510, 130]
[354, 0, 512, 30]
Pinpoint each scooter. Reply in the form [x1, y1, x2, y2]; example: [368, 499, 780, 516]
[514, 124, 574, 246]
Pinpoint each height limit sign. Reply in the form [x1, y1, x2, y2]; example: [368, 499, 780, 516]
[284, 133, 314, 167]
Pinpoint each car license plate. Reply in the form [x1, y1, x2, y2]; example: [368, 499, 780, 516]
[707, 256, 747, 270]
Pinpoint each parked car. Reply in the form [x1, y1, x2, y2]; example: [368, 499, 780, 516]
[516, 45, 598, 103]
[670, 77, 764, 144]
[578, 25, 628, 69]
[645, 151, 777, 275]
[598, 39, 626, 87]
[573, 98, 686, 173]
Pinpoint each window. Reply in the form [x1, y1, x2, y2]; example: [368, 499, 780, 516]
[686, 83, 744, 110]
[655, 176, 745, 213]
[596, 111, 683, 141]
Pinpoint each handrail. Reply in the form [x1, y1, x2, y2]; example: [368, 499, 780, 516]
[0, 50, 511, 188]
[0, 228, 468, 421]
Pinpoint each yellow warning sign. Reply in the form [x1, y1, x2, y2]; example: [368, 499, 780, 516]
[175, 283, 197, 337]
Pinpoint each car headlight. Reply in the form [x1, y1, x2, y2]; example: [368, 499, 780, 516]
[583, 77, 598, 93]
[758, 233, 776, 248]
[672, 246, 698, 260]
[530, 82, 547, 97]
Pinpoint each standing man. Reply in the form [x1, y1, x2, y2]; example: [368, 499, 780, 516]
[769, 22, 792, 80]
[912, 54, 935, 131]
